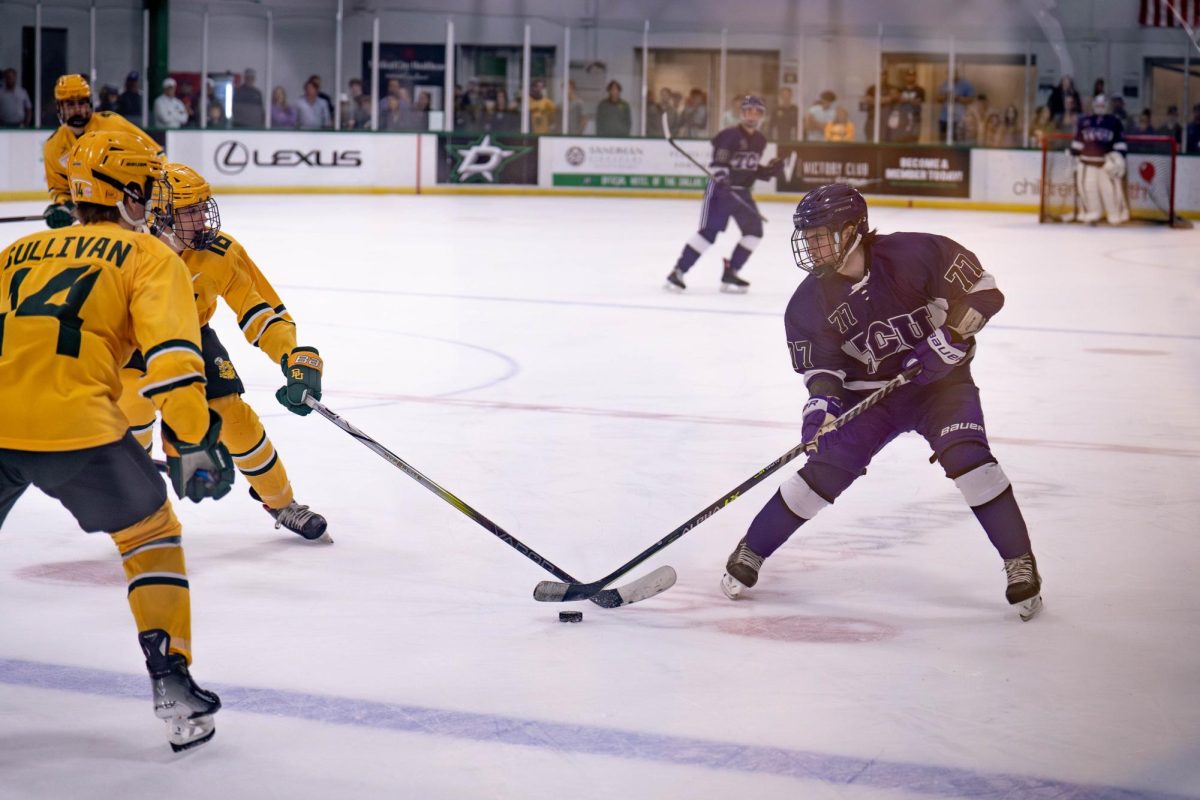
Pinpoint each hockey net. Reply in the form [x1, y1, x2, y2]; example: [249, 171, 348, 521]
[1039, 133, 1184, 226]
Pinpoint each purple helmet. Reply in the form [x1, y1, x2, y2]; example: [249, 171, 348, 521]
[790, 183, 870, 276]
[740, 94, 766, 113]
[739, 95, 766, 128]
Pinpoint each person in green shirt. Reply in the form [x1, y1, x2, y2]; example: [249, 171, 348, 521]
[595, 79, 632, 137]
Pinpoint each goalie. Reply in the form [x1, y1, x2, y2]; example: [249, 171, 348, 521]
[1071, 94, 1129, 225]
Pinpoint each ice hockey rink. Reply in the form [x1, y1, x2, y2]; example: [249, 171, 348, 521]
[1, 193, 1198, 800]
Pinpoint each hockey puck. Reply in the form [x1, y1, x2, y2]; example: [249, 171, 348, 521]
[558, 611, 583, 623]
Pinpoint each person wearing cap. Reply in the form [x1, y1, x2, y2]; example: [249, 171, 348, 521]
[116, 70, 143, 124]
[154, 77, 188, 129]
[232, 68, 263, 128]
[41, 73, 159, 228]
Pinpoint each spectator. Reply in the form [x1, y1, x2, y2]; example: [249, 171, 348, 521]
[270, 85, 298, 128]
[528, 79, 557, 134]
[379, 79, 403, 114]
[492, 88, 517, 132]
[348, 78, 363, 104]
[961, 91, 990, 145]
[0, 67, 32, 127]
[804, 90, 836, 141]
[1160, 105, 1183, 145]
[889, 68, 924, 142]
[460, 78, 484, 128]
[678, 88, 708, 137]
[307, 74, 334, 119]
[768, 87, 799, 142]
[349, 92, 372, 129]
[1111, 96, 1129, 124]
[1092, 77, 1106, 99]
[97, 84, 120, 113]
[153, 77, 188, 129]
[207, 102, 227, 129]
[115, 70, 143, 123]
[296, 79, 330, 129]
[567, 79, 588, 134]
[178, 81, 197, 127]
[232, 68, 263, 128]
[1187, 103, 1200, 153]
[1128, 108, 1154, 135]
[936, 67, 975, 141]
[203, 78, 219, 125]
[858, 75, 889, 142]
[993, 105, 1021, 148]
[595, 80, 631, 137]
[1030, 104, 1054, 147]
[824, 106, 855, 142]
[646, 90, 664, 137]
[659, 87, 679, 136]
[1054, 93, 1081, 134]
[381, 94, 404, 130]
[413, 91, 431, 130]
[1047, 75, 1081, 120]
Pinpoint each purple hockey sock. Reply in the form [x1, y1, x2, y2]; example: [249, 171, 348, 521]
[971, 486, 1031, 560]
[745, 490, 807, 558]
[728, 244, 752, 272]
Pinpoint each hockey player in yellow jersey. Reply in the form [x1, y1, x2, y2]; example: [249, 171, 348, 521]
[117, 161, 331, 543]
[0, 131, 235, 752]
[42, 74, 158, 229]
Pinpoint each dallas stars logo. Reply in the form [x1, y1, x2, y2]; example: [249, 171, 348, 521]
[448, 134, 530, 183]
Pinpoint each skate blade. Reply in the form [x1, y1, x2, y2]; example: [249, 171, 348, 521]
[664, 281, 685, 293]
[1017, 594, 1043, 622]
[719, 283, 749, 294]
[720, 572, 748, 600]
[308, 531, 334, 545]
[168, 715, 215, 752]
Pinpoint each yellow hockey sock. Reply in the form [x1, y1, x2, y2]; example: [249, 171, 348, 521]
[209, 393, 294, 509]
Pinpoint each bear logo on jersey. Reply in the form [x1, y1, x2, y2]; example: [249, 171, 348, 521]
[215, 357, 237, 380]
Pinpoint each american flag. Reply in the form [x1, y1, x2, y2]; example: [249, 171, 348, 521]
[1139, 0, 1200, 27]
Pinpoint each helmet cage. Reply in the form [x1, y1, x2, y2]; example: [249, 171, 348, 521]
[792, 224, 852, 277]
[162, 196, 221, 250]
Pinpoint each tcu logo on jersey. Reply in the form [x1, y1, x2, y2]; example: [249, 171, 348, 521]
[1081, 126, 1114, 143]
[730, 151, 761, 170]
[844, 306, 936, 373]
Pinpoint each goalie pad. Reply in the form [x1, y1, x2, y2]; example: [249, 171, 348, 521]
[1076, 162, 1129, 225]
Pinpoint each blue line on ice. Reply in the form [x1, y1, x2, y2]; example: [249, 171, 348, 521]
[280, 284, 1200, 342]
[1, 658, 1191, 800]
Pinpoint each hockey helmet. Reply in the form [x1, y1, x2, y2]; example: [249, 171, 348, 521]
[159, 162, 221, 250]
[791, 183, 870, 277]
[68, 131, 168, 228]
[55, 73, 93, 129]
[739, 94, 767, 128]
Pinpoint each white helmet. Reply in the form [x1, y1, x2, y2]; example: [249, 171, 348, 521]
[1092, 94, 1108, 114]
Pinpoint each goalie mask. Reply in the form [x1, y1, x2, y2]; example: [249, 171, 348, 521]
[739, 94, 767, 130]
[55, 73, 94, 130]
[791, 183, 870, 278]
[68, 130, 169, 231]
[156, 162, 221, 250]
[1092, 94, 1108, 114]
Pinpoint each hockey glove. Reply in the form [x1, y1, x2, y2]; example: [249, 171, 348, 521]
[801, 395, 845, 455]
[162, 410, 235, 503]
[43, 201, 75, 229]
[276, 346, 323, 416]
[710, 168, 730, 190]
[902, 326, 968, 385]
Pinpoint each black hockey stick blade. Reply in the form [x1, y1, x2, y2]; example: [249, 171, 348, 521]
[0, 214, 48, 223]
[533, 367, 920, 604]
[304, 395, 675, 608]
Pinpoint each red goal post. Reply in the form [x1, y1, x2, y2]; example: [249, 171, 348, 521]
[1039, 133, 1181, 226]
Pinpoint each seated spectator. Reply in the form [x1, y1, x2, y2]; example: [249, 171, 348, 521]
[595, 80, 631, 137]
[116, 70, 143, 123]
[824, 106, 855, 141]
[207, 102, 228, 129]
[153, 77, 188, 129]
[232, 68, 263, 128]
[1030, 104, 1054, 147]
[678, 88, 708, 137]
[805, 90, 836, 141]
[270, 85, 298, 128]
[992, 105, 1021, 148]
[1128, 109, 1154, 135]
[296, 79, 331, 129]
[0, 67, 32, 127]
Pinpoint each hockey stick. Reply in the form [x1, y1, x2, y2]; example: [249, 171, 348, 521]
[533, 366, 919, 603]
[0, 214, 47, 224]
[303, 395, 677, 608]
[662, 111, 769, 224]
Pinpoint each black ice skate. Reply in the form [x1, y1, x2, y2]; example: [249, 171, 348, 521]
[720, 259, 750, 293]
[139, 629, 220, 753]
[250, 487, 332, 543]
[720, 537, 764, 599]
[665, 268, 687, 292]
[1003, 552, 1043, 621]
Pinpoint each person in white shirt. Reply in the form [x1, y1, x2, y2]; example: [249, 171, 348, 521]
[0, 67, 32, 127]
[154, 77, 188, 129]
[295, 79, 331, 129]
[804, 90, 837, 141]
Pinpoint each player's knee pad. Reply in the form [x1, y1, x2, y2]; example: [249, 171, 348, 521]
[939, 442, 1010, 507]
[736, 235, 762, 252]
[688, 230, 717, 253]
[779, 470, 834, 519]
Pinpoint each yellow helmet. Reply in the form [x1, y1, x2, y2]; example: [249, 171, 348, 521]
[54, 73, 91, 101]
[67, 130, 166, 217]
[160, 162, 221, 249]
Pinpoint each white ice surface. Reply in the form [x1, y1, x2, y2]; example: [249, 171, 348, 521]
[1, 195, 1198, 799]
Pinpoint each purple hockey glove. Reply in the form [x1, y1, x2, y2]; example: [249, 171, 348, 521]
[902, 326, 968, 385]
[801, 395, 844, 454]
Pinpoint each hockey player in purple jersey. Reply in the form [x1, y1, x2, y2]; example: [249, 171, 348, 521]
[720, 183, 1043, 620]
[1072, 94, 1129, 225]
[666, 95, 784, 293]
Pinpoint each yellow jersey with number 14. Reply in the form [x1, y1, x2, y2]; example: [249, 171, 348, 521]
[43, 112, 157, 205]
[0, 222, 209, 451]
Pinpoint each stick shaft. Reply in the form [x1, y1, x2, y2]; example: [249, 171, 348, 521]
[0, 215, 46, 223]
